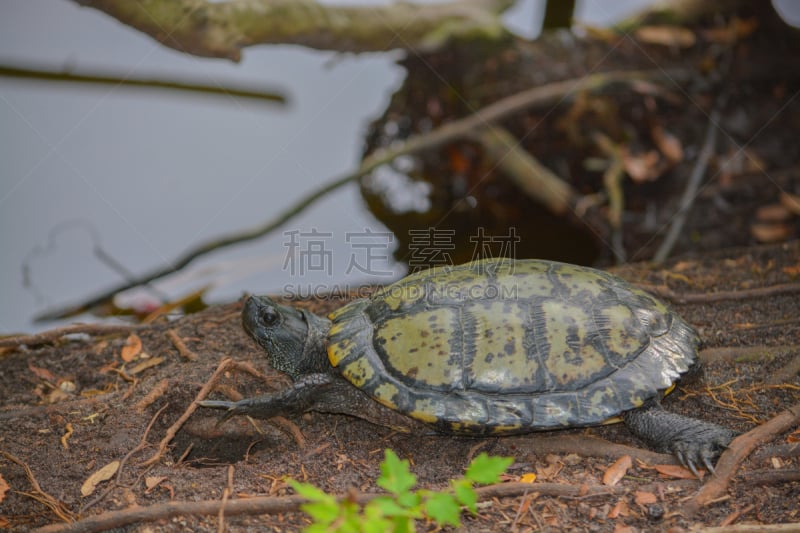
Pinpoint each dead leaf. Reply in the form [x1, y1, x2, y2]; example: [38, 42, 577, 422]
[634, 490, 658, 506]
[128, 356, 165, 375]
[635, 26, 696, 48]
[92, 339, 109, 355]
[623, 149, 661, 182]
[751, 222, 793, 243]
[0, 472, 9, 503]
[613, 524, 635, 533]
[655, 463, 704, 479]
[603, 455, 632, 486]
[756, 204, 792, 223]
[28, 363, 57, 383]
[519, 473, 537, 483]
[120, 334, 142, 362]
[81, 460, 120, 497]
[536, 463, 562, 480]
[608, 499, 629, 519]
[783, 263, 800, 277]
[780, 192, 800, 216]
[651, 127, 684, 164]
[145, 476, 167, 493]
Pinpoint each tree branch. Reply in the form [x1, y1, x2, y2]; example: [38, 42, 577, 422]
[72, 0, 515, 61]
[0, 63, 286, 104]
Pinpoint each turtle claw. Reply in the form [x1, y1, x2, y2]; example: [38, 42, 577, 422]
[198, 400, 244, 425]
[198, 399, 237, 410]
[669, 427, 736, 478]
[686, 459, 700, 479]
[702, 455, 716, 474]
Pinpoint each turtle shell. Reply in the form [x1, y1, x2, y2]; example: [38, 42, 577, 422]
[326, 259, 698, 435]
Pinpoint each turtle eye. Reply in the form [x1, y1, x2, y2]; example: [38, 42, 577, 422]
[259, 306, 280, 326]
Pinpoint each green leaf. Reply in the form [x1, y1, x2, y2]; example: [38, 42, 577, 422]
[424, 492, 462, 527]
[452, 479, 478, 513]
[395, 490, 421, 510]
[368, 496, 408, 518]
[389, 515, 414, 533]
[362, 502, 401, 533]
[464, 453, 513, 485]
[290, 480, 336, 504]
[362, 516, 393, 533]
[299, 501, 341, 525]
[377, 449, 417, 494]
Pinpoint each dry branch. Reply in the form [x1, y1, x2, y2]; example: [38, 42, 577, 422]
[73, 0, 513, 61]
[683, 401, 800, 516]
[653, 107, 720, 263]
[31, 481, 622, 533]
[140, 358, 237, 466]
[474, 126, 578, 215]
[0, 323, 146, 349]
[0, 64, 285, 104]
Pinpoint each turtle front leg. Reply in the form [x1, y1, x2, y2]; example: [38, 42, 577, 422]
[623, 402, 737, 477]
[199, 372, 334, 423]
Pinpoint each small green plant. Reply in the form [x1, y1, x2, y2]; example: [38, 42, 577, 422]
[289, 450, 512, 533]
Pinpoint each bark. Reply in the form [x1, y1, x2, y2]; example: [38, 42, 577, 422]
[73, 0, 514, 61]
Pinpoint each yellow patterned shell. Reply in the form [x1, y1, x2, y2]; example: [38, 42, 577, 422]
[326, 259, 698, 434]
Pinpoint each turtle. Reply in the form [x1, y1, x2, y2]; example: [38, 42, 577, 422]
[200, 258, 736, 475]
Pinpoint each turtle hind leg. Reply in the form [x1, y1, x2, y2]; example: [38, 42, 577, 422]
[199, 372, 335, 422]
[622, 401, 737, 477]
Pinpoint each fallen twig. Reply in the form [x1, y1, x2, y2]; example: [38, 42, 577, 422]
[0, 63, 285, 104]
[166, 329, 199, 361]
[0, 451, 76, 523]
[641, 281, 800, 304]
[754, 442, 800, 461]
[0, 324, 146, 349]
[473, 126, 578, 215]
[30, 481, 622, 533]
[652, 106, 720, 263]
[742, 468, 800, 485]
[140, 359, 235, 467]
[683, 401, 800, 516]
[594, 132, 626, 264]
[135, 378, 171, 412]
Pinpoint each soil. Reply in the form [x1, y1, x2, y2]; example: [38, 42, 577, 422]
[1, 241, 799, 532]
[3, 3, 800, 531]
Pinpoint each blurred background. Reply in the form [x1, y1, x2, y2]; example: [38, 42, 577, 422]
[2, 0, 799, 333]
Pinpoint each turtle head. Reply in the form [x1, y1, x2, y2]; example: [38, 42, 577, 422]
[242, 296, 331, 380]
